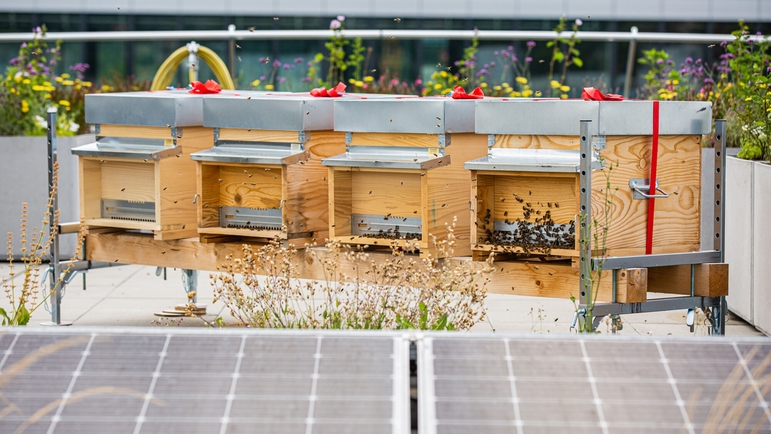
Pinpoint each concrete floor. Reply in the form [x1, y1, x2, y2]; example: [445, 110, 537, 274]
[0, 263, 765, 337]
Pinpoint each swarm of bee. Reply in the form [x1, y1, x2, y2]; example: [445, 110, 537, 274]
[370, 226, 422, 240]
[479, 199, 575, 255]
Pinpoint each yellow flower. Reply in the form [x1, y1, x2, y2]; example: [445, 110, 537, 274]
[59, 100, 70, 107]
[31, 85, 45, 91]
[56, 77, 63, 83]
[14, 76, 21, 83]
[697, 93, 704, 99]
[364, 76, 374, 82]
[509, 91, 521, 97]
[21, 100, 29, 113]
[515, 77, 528, 84]
[560, 85, 570, 92]
[101, 85, 113, 92]
[535, 91, 542, 97]
[745, 97, 753, 101]
[502, 82, 511, 88]
[354, 80, 364, 87]
[10, 88, 16, 94]
[265, 84, 275, 90]
[62, 80, 74, 86]
[480, 83, 488, 88]
[521, 89, 533, 97]
[440, 71, 448, 78]
[22, 79, 30, 84]
[434, 83, 442, 90]
[560, 94, 568, 99]
[442, 88, 452, 95]
[61, 73, 71, 79]
[43, 81, 52, 86]
[493, 85, 502, 91]
[672, 79, 679, 85]
[45, 86, 55, 92]
[348, 78, 356, 84]
[82, 81, 92, 87]
[251, 79, 260, 87]
[550, 80, 561, 88]
[44, 94, 51, 99]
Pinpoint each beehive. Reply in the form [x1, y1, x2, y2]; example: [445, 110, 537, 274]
[191, 93, 346, 244]
[73, 91, 210, 240]
[324, 98, 488, 258]
[468, 99, 711, 260]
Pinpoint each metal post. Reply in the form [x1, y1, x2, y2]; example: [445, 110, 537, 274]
[42, 107, 71, 326]
[227, 24, 236, 79]
[712, 120, 727, 335]
[182, 269, 198, 304]
[578, 120, 593, 332]
[622, 26, 638, 98]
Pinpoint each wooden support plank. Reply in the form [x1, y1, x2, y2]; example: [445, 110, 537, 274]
[493, 134, 579, 150]
[647, 263, 728, 297]
[98, 124, 175, 139]
[615, 268, 648, 303]
[218, 128, 299, 143]
[349, 132, 439, 148]
[86, 232, 619, 301]
[59, 222, 81, 234]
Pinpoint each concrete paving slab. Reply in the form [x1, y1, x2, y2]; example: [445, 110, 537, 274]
[0, 263, 766, 337]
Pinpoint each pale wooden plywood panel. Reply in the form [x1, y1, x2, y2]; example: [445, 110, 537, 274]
[349, 133, 439, 148]
[491, 175, 577, 224]
[594, 135, 701, 255]
[305, 131, 347, 159]
[98, 124, 175, 139]
[79, 158, 103, 220]
[615, 268, 648, 303]
[329, 168, 352, 237]
[217, 166, 282, 209]
[350, 171, 422, 217]
[285, 163, 329, 236]
[197, 163, 220, 229]
[648, 263, 728, 297]
[100, 161, 155, 203]
[471, 171, 495, 245]
[218, 128, 298, 143]
[493, 134, 580, 150]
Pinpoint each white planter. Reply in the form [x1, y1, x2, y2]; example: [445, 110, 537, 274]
[0, 134, 93, 259]
[725, 156, 771, 335]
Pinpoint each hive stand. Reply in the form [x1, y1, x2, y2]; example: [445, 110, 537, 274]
[191, 94, 345, 245]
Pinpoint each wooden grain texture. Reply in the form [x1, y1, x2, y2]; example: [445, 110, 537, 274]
[491, 175, 576, 224]
[349, 132, 439, 148]
[493, 134, 579, 150]
[471, 171, 495, 245]
[83, 218, 158, 231]
[218, 128, 298, 143]
[305, 131, 347, 159]
[198, 226, 286, 240]
[155, 126, 213, 240]
[100, 160, 156, 204]
[197, 163, 220, 229]
[593, 135, 701, 255]
[98, 124, 176, 139]
[350, 171, 422, 216]
[84, 231, 617, 301]
[79, 158, 102, 220]
[216, 165, 282, 209]
[329, 168, 352, 238]
[648, 263, 728, 297]
[615, 268, 648, 303]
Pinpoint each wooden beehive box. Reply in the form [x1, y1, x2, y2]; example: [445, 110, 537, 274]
[191, 93, 346, 244]
[468, 99, 712, 260]
[73, 91, 210, 240]
[324, 98, 488, 258]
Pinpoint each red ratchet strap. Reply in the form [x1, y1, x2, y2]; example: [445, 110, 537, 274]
[310, 82, 346, 97]
[646, 101, 660, 255]
[581, 87, 623, 101]
[188, 80, 222, 94]
[451, 85, 484, 99]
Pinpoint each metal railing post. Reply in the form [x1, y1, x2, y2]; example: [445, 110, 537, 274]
[578, 120, 593, 332]
[712, 120, 727, 335]
[623, 26, 638, 98]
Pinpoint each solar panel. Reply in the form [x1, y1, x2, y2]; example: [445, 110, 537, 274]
[0, 329, 410, 434]
[418, 335, 771, 434]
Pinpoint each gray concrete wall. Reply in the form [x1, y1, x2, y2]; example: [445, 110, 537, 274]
[0, 134, 94, 259]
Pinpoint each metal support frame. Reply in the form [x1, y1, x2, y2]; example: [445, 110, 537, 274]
[586, 120, 728, 335]
[577, 120, 592, 331]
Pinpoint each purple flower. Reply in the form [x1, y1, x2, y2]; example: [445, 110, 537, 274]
[685, 57, 693, 63]
[294, 57, 303, 63]
[704, 77, 715, 84]
[259, 75, 266, 81]
[330, 19, 341, 30]
[337, 15, 345, 22]
[695, 58, 702, 64]
[70, 63, 90, 73]
[490, 61, 496, 67]
[272, 59, 281, 67]
[667, 60, 674, 65]
[720, 40, 728, 47]
[527, 41, 536, 48]
[259, 57, 266, 63]
[512, 55, 517, 62]
[21, 42, 26, 48]
[9, 58, 18, 66]
[283, 64, 291, 70]
[473, 27, 478, 36]
[307, 61, 313, 67]
[575, 19, 583, 26]
[279, 77, 286, 84]
[301, 77, 312, 83]
[525, 57, 532, 63]
[508, 45, 514, 51]
[391, 78, 399, 86]
[33, 26, 41, 34]
[494, 51, 499, 56]
[502, 51, 510, 58]
[656, 59, 664, 65]
[454, 60, 460, 66]
[484, 63, 489, 69]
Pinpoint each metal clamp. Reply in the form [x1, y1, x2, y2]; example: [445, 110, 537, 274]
[629, 178, 669, 200]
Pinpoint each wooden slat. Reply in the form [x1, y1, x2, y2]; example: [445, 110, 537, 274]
[492, 175, 576, 224]
[217, 165, 282, 209]
[472, 244, 578, 257]
[218, 128, 299, 143]
[493, 134, 579, 150]
[84, 218, 158, 231]
[98, 124, 175, 139]
[349, 132, 439, 148]
[350, 171, 422, 217]
[329, 168, 352, 238]
[615, 268, 648, 303]
[198, 226, 286, 239]
[648, 263, 728, 297]
[79, 158, 102, 220]
[59, 222, 81, 234]
[100, 160, 155, 204]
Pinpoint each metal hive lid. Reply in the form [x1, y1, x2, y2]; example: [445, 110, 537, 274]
[203, 92, 335, 131]
[84, 91, 204, 127]
[334, 97, 476, 133]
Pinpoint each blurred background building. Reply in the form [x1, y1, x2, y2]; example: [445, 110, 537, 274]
[1, 0, 770, 95]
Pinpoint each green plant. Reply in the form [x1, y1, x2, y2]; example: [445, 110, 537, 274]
[211, 219, 493, 330]
[547, 15, 584, 95]
[1, 163, 84, 326]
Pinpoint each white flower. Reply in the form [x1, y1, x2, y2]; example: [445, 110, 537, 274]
[34, 115, 46, 129]
[575, 18, 583, 26]
[330, 19, 341, 29]
[69, 121, 79, 133]
[337, 15, 345, 22]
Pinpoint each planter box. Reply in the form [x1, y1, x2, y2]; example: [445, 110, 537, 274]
[0, 134, 93, 259]
[725, 156, 771, 335]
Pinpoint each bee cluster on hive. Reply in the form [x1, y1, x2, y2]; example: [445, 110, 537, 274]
[479, 198, 575, 255]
